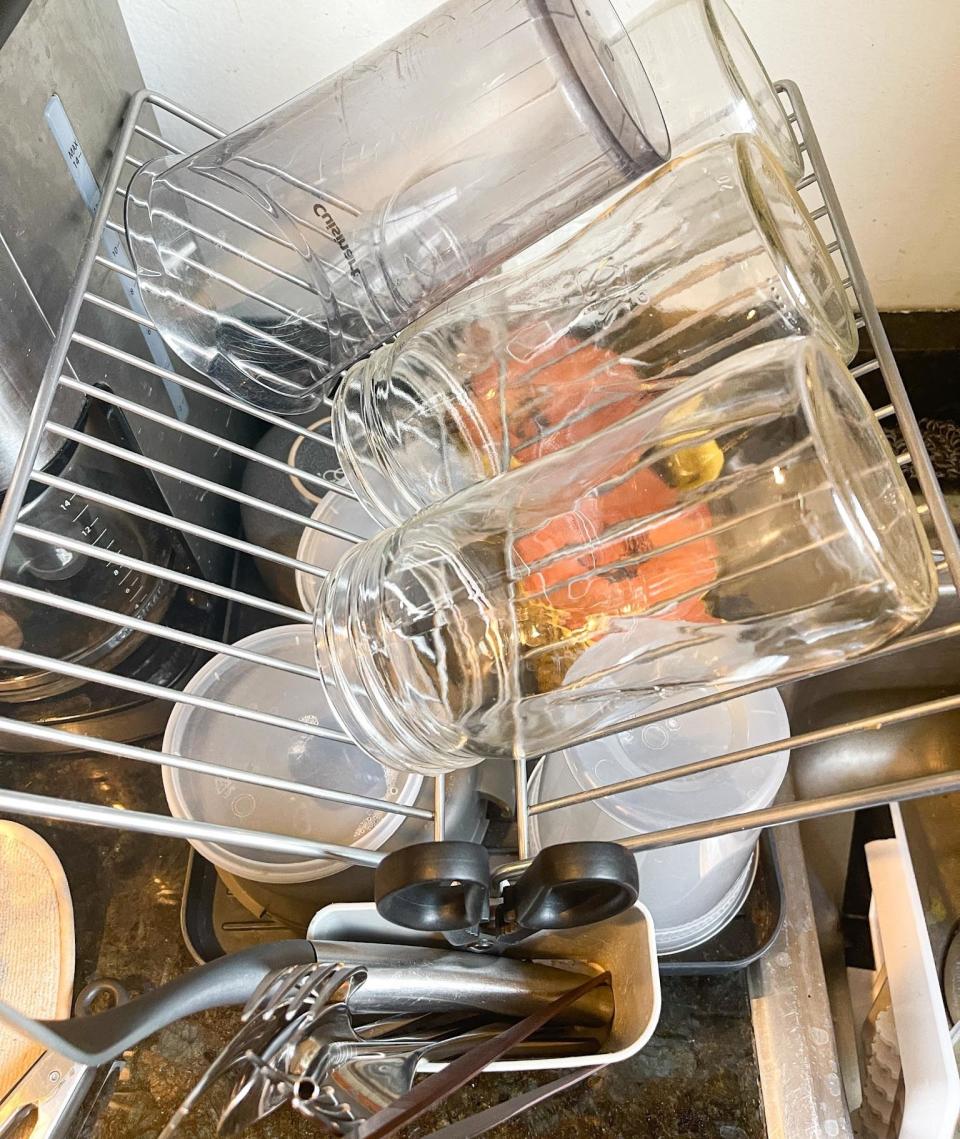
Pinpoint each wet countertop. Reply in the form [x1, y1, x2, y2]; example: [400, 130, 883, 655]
[0, 750, 764, 1138]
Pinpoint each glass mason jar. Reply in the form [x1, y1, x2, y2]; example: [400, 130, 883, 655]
[333, 135, 857, 524]
[616, 0, 803, 178]
[125, 0, 669, 415]
[315, 336, 936, 775]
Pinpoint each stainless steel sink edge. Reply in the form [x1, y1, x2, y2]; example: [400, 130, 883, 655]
[749, 823, 854, 1138]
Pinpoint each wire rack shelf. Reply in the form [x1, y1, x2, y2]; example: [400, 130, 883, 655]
[0, 80, 958, 885]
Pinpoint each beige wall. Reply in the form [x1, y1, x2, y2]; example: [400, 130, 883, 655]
[118, 0, 960, 310]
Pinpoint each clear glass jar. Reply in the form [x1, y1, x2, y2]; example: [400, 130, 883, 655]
[315, 336, 936, 775]
[125, 0, 669, 415]
[616, 0, 803, 177]
[333, 135, 857, 524]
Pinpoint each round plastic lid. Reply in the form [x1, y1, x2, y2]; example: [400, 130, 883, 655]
[526, 759, 761, 954]
[549, 686, 790, 831]
[296, 493, 381, 612]
[162, 624, 422, 883]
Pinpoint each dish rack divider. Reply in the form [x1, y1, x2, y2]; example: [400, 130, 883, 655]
[1, 80, 959, 880]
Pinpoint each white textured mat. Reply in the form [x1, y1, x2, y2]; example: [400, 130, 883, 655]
[0, 822, 75, 1097]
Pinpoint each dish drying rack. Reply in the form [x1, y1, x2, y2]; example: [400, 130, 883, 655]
[1, 81, 959, 887]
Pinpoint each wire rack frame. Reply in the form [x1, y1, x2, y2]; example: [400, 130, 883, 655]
[0, 81, 959, 882]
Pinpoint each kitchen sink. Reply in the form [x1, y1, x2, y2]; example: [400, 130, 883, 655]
[2, 592, 959, 1138]
[787, 587, 960, 971]
[748, 586, 960, 1136]
[3, 593, 959, 1137]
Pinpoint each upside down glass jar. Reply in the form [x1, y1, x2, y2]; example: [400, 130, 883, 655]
[616, 0, 803, 178]
[314, 336, 936, 775]
[125, 0, 669, 415]
[333, 135, 857, 525]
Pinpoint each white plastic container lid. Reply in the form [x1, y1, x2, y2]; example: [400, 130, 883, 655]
[162, 624, 422, 884]
[530, 687, 790, 953]
[560, 686, 790, 830]
[296, 493, 381, 613]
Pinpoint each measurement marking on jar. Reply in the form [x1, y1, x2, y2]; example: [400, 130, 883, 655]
[73, 504, 88, 523]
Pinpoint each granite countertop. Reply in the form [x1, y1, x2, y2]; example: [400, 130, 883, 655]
[0, 750, 765, 1138]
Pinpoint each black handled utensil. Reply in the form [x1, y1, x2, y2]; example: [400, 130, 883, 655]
[375, 840, 639, 947]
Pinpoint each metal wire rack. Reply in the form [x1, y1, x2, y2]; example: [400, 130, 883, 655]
[1, 81, 959, 886]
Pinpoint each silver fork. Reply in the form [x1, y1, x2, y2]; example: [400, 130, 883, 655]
[161, 962, 362, 1137]
[219, 997, 400, 1135]
[220, 1004, 463, 1134]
